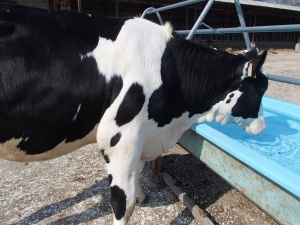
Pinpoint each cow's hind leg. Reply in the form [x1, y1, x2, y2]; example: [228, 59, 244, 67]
[104, 146, 141, 225]
[136, 160, 148, 204]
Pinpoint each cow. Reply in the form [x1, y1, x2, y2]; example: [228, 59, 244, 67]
[0, 4, 268, 225]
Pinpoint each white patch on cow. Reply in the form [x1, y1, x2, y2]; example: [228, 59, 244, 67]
[90, 18, 174, 159]
[72, 103, 81, 121]
[241, 61, 250, 80]
[87, 14, 92, 17]
[238, 49, 250, 55]
[205, 90, 265, 135]
[6, 10, 10, 12]
[247, 63, 253, 78]
[87, 18, 172, 95]
[233, 104, 266, 136]
[0, 138, 25, 161]
[79, 52, 93, 61]
[141, 112, 195, 161]
[203, 90, 241, 124]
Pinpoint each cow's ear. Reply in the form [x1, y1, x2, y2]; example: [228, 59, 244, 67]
[207, 39, 219, 50]
[249, 51, 267, 78]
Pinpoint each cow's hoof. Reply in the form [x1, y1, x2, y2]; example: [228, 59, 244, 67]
[138, 194, 149, 204]
[136, 195, 149, 205]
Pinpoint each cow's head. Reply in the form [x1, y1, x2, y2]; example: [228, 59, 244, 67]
[210, 48, 268, 135]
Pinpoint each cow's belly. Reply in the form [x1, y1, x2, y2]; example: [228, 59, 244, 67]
[0, 125, 98, 162]
[141, 112, 196, 161]
[141, 136, 168, 161]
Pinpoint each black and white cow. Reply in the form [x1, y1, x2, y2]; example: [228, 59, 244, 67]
[0, 4, 268, 224]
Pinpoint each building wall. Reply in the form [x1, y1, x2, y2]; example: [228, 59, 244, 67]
[3, 0, 300, 46]
[2, 0, 49, 9]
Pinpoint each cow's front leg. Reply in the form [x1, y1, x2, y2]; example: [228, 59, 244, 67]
[104, 145, 141, 225]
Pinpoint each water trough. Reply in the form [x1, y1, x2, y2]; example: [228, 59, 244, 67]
[178, 96, 300, 225]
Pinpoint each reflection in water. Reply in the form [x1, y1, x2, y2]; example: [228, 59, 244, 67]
[206, 110, 300, 175]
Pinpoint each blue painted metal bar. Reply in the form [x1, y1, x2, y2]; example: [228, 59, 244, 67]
[234, 0, 251, 49]
[140, 7, 153, 18]
[200, 22, 214, 30]
[141, 7, 164, 25]
[186, 0, 215, 40]
[176, 24, 300, 34]
[267, 74, 300, 86]
[141, 0, 204, 15]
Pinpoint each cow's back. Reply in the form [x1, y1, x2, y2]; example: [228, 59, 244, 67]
[0, 4, 129, 161]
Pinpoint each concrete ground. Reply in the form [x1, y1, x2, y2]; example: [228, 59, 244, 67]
[0, 49, 299, 225]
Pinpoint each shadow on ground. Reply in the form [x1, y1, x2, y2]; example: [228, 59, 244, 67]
[11, 179, 112, 225]
[162, 153, 233, 209]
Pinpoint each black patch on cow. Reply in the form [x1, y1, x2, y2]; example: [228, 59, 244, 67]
[100, 149, 105, 155]
[231, 74, 268, 119]
[148, 80, 188, 127]
[148, 34, 189, 126]
[100, 149, 110, 164]
[149, 33, 266, 126]
[103, 155, 110, 164]
[115, 83, 145, 127]
[226, 99, 231, 104]
[110, 132, 121, 147]
[108, 174, 113, 185]
[0, 4, 125, 154]
[103, 76, 123, 110]
[229, 93, 234, 98]
[110, 185, 127, 220]
[231, 52, 268, 119]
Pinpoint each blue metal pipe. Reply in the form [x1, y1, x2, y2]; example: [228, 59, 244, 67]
[176, 24, 300, 35]
[234, 0, 251, 49]
[267, 74, 300, 86]
[141, 7, 164, 25]
[142, 0, 204, 15]
[186, 0, 215, 40]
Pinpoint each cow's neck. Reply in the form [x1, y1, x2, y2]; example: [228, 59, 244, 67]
[163, 34, 244, 117]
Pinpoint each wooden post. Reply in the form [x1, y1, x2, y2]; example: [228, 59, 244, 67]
[78, 0, 82, 12]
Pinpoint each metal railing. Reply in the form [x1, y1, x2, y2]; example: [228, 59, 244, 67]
[176, 24, 300, 35]
[141, 0, 300, 86]
[141, 0, 204, 16]
[267, 74, 300, 86]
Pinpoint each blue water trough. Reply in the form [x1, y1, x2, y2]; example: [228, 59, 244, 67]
[178, 96, 300, 225]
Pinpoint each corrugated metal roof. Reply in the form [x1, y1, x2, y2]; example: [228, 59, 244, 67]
[216, 0, 300, 12]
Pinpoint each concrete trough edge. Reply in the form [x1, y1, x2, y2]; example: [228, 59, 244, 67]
[178, 127, 300, 225]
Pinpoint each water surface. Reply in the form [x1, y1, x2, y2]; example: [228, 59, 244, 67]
[206, 109, 300, 175]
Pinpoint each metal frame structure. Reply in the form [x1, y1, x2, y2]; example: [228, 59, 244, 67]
[141, 0, 300, 86]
